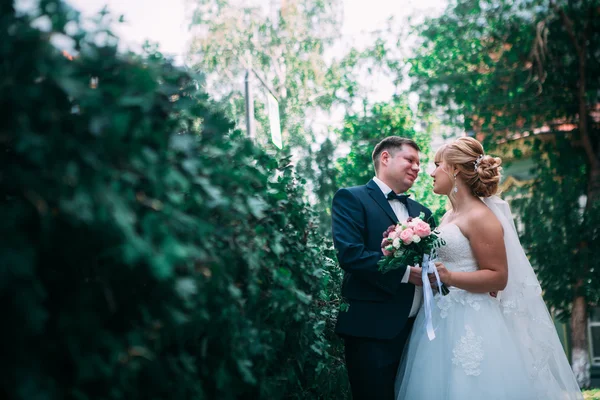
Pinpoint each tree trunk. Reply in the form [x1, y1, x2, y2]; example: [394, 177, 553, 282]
[570, 289, 590, 388]
[588, 163, 600, 203]
[574, 166, 600, 389]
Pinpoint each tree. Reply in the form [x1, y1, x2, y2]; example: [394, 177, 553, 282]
[408, 0, 600, 386]
[187, 0, 345, 148]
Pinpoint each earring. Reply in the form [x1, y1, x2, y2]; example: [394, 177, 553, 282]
[453, 173, 458, 193]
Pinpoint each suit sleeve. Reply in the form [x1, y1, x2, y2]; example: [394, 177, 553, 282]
[331, 188, 404, 295]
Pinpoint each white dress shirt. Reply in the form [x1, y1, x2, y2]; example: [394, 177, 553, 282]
[373, 176, 422, 317]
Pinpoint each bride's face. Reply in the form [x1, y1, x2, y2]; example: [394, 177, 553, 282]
[430, 158, 454, 195]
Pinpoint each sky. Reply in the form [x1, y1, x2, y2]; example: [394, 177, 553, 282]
[58, 0, 447, 65]
[15, 0, 447, 100]
[56, 0, 188, 63]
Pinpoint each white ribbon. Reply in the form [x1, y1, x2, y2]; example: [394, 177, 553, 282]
[421, 253, 443, 341]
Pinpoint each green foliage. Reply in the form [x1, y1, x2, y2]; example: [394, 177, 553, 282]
[410, 0, 539, 128]
[408, 0, 599, 132]
[583, 388, 600, 399]
[311, 138, 339, 234]
[0, 2, 349, 399]
[508, 136, 600, 319]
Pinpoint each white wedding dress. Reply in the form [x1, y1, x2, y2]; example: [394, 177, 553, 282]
[395, 197, 583, 400]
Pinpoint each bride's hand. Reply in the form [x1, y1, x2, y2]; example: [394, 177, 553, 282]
[432, 262, 453, 286]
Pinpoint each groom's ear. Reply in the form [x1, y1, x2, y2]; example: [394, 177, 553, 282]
[380, 150, 390, 165]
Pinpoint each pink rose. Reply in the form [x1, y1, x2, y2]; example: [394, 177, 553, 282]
[399, 228, 415, 245]
[383, 225, 395, 237]
[388, 231, 399, 240]
[382, 248, 392, 257]
[381, 238, 389, 248]
[413, 221, 431, 238]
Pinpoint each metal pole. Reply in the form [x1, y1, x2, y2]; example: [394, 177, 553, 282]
[244, 69, 255, 140]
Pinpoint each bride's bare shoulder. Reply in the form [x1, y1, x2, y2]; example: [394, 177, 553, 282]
[439, 211, 452, 224]
[464, 202, 503, 237]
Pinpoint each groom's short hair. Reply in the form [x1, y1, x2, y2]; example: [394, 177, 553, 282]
[372, 136, 420, 173]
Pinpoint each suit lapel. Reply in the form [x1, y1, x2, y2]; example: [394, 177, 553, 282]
[366, 180, 399, 224]
[406, 199, 420, 219]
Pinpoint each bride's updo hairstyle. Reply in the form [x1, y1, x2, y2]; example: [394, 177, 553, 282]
[437, 137, 503, 198]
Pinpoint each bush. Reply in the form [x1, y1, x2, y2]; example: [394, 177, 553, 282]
[0, 2, 348, 399]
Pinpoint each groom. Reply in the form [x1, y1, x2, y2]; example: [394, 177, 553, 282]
[331, 136, 435, 400]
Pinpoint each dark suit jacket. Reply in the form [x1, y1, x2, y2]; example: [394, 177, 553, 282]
[331, 179, 435, 339]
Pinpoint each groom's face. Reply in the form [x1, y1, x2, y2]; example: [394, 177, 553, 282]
[382, 145, 420, 191]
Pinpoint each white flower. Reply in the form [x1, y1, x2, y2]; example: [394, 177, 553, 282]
[393, 238, 401, 249]
[412, 235, 421, 243]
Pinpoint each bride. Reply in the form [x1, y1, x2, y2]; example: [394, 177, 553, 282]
[395, 137, 582, 399]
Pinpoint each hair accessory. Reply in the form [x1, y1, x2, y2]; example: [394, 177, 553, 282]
[474, 154, 484, 171]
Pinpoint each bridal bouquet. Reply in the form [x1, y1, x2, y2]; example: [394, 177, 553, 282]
[378, 213, 449, 296]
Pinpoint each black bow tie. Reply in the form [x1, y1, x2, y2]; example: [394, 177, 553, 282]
[386, 192, 410, 206]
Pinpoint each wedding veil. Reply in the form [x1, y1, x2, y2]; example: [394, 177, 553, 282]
[482, 196, 583, 399]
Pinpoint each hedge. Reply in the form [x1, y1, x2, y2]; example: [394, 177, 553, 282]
[0, 1, 349, 398]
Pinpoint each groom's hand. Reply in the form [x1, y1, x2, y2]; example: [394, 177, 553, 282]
[407, 266, 423, 286]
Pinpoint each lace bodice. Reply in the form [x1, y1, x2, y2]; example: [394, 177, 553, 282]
[434, 223, 492, 320]
[436, 224, 478, 273]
